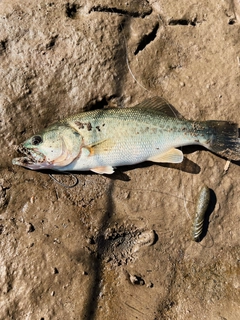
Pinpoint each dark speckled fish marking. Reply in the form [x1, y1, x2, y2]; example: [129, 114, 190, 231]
[87, 122, 92, 131]
[74, 121, 92, 131]
[74, 121, 84, 129]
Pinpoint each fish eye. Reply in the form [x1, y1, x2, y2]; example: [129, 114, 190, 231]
[31, 135, 43, 146]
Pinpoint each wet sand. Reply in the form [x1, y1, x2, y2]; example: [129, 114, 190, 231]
[0, 1, 240, 319]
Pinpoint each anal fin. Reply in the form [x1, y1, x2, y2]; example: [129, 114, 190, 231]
[147, 148, 183, 163]
[91, 166, 115, 174]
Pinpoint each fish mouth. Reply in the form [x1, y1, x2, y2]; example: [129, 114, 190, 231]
[12, 144, 48, 169]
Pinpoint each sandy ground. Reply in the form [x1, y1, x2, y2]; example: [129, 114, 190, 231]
[0, 0, 240, 319]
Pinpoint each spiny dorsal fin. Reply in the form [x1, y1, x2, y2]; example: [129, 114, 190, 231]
[133, 97, 184, 119]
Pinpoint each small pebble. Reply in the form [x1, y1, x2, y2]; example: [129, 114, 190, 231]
[129, 274, 145, 285]
[53, 267, 59, 274]
[27, 222, 35, 233]
[146, 282, 154, 288]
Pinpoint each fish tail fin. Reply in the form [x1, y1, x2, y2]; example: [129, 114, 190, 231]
[203, 120, 240, 161]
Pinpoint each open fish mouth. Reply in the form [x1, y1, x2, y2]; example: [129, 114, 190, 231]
[12, 144, 47, 169]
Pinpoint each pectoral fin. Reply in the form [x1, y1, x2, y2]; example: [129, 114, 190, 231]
[83, 140, 115, 174]
[85, 139, 114, 156]
[91, 166, 114, 174]
[147, 148, 183, 163]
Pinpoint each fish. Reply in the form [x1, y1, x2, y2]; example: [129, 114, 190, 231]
[192, 185, 210, 242]
[12, 97, 240, 174]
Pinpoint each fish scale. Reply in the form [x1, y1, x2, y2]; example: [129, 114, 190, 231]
[66, 112, 181, 169]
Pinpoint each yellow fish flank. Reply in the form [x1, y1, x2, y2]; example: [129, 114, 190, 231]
[12, 97, 240, 174]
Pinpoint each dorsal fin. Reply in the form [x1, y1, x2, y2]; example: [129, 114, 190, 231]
[133, 97, 184, 119]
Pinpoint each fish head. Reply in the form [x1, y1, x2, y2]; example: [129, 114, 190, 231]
[12, 124, 82, 170]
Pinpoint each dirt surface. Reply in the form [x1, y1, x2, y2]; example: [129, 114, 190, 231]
[0, 0, 240, 319]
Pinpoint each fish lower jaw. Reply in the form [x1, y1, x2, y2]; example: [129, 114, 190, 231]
[12, 157, 51, 170]
[13, 145, 50, 170]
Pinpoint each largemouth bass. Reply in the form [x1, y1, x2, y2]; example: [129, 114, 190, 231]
[12, 97, 240, 174]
